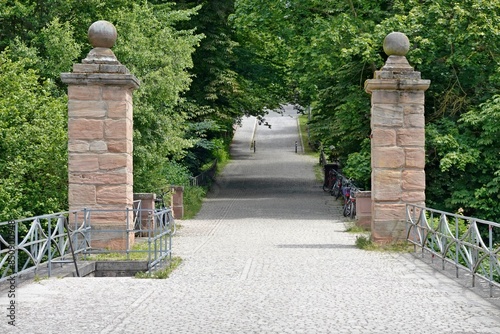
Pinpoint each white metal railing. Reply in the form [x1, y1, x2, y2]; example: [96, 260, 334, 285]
[0, 210, 90, 282]
[406, 204, 500, 297]
[0, 206, 175, 283]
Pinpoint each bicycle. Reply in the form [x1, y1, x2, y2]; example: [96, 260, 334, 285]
[341, 181, 359, 219]
[347, 188, 357, 219]
[155, 192, 177, 236]
[331, 174, 343, 199]
[341, 181, 352, 217]
[323, 169, 337, 192]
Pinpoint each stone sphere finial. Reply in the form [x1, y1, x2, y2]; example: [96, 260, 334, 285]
[383, 32, 410, 56]
[88, 20, 117, 48]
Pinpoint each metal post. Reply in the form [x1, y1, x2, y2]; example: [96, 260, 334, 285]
[47, 217, 52, 277]
[126, 207, 130, 260]
[64, 218, 80, 277]
[253, 141, 256, 153]
[295, 141, 298, 153]
[14, 220, 18, 279]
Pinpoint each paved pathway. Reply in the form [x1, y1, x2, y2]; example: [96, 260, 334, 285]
[2, 105, 500, 333]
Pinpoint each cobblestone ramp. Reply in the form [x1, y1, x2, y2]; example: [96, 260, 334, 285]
[2, 106, 500, 333]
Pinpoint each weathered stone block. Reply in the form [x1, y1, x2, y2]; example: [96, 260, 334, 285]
[68, 100, 107, 118]
[69, 184, 96, 206]
[405, 148, 425, 168]
[355, 191, 371, 230]
[402, 190, 425, 203]
[97, 185, 131, 205]
[107, 101, 130, 119]
[72, 63, 100, 73]
[68, 140, 90, 152]
[68, 119, 104, 140]
[372, 147, 405, 168]
[371, 104, 404, 127]
[403, 104, 425, 115]
[99, 64, 129, 74]
[371, 128, 396, 147]
[400, 91, 425, 104]
[69, 154, 99, 172]
[404, 113, 425, 128]
[373, 203, 407, 221]
[98, 153, 130, 171]
[397, 128, 425, 147]
[402, 170, 425, 190]
[89, 141, 108, 152]
[102, 86, 129, 101]
[107, 140, 132, 154]
[372, 170, 402, 201]
[371, 220, 407, 242]
[104, 119, 132, 139]
[371, 91, 401, 104]
[68, 85, 102, 100]
[69, 171, 132, 185]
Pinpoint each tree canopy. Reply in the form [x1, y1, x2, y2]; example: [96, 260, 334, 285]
[0, 0, 499, 222]
[233, 0, 500, 221]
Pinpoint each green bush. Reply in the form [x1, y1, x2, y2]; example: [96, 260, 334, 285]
[183, 186, 206, 219]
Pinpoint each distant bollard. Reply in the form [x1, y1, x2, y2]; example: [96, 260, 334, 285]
[295, 141, 298, 153]
[253, 140, 256, 153]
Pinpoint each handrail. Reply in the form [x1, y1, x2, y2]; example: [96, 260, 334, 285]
[406, 204, 500, 297]
[190, 159, 217, 187]
[0, 206, 175, 282]
[0, 210, 91, 282]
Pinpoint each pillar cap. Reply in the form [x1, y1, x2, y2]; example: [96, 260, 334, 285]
[83, 21, 120, 64]
[383, 32, 410, 56]
[88, 20, 117, 48]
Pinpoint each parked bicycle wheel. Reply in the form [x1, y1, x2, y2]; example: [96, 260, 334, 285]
[331, 178, 342, 199]
[343, 201, 351, 217]
[349, 200, 356, 219]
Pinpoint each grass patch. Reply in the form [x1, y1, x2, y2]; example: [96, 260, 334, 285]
[355, 235, 375, 250]
[83, 239, 160, 261]
[314, 163, 324, 182]
[135, 256, 182, 279]
[298, 115, 319, 157]
[298, 115, 323, 183]
[355, 234, 413, 252]
[345, 221, 369, 233]
[33, 274, 48, 283]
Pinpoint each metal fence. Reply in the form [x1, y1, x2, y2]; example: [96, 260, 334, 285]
[190, 159, 217, 187]
[406, 204, 500, 297]
[0, 206, 175, 283]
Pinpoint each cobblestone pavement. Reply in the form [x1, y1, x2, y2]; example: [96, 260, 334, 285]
[2, 105, 500, 333]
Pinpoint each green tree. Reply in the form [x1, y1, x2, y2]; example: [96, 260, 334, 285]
[111, 2, 203, 193]
[0, 49, 68, 221]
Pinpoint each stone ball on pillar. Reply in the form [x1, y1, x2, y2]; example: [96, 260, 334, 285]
[88, 20, 117, 49]
[383, 32, 410, 56]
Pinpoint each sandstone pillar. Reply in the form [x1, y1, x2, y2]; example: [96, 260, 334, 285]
[61, 21, 140, 249]
[364, 32, 430, 243]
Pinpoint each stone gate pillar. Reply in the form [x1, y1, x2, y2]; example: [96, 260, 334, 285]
[61, 21, 140, 249]
[364, 32, 430, 243]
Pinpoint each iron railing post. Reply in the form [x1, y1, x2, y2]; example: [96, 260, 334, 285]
[47, 217, 52, 277]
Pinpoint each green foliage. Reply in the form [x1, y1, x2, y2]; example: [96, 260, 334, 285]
[183, 186, 206, 219]
[235, 0, 499, 221]
[355, 235, 374, 250]
[112, 2, 203, 194]
[342, 139, 371, 190]
[0, 49, 67, 221]
[1, 0, 499, 225]
[162, 162, 192, 187]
